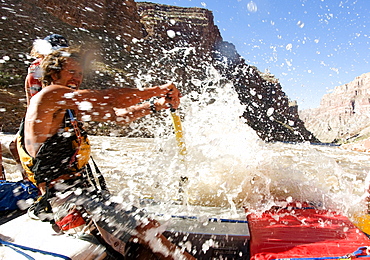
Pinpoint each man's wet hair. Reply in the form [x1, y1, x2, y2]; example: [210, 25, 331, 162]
[41, 46, 84, 87]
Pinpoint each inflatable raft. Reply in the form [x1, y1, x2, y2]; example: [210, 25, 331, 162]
[150, 202, 370, 259]
[0, 211, 107, 259]
[1, 202, 370, 259]
[247, 202, 370, 260]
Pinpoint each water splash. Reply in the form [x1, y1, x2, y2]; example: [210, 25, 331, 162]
[247, 1, 258, 13]
[32, 39, 53, 56]
[94, 61, 370, 218]
[0, 45, 363, 219]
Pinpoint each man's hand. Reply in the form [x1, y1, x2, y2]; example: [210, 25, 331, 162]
[159, 82, 181, 109]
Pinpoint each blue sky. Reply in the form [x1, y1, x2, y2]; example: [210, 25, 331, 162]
[137, 0, 370, 110]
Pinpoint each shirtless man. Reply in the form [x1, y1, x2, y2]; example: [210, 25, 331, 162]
[18, 46, 194, 260]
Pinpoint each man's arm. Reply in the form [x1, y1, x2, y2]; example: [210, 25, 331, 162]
[76, 82, 178, 110]
[24, 76, 31, 107]
[38, 82, 180, 123]
[114, 95, 179, 124]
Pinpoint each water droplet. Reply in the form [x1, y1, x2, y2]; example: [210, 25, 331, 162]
[297, 21, 305, 28]
[78, 101, 93, 111]
[267, 107, 274, 116]
[167, 30, 176, 38]
[247, 1, 258, 13]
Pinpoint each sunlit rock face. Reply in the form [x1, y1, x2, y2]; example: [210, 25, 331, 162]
[0, 0, 318, 143]
[300, 72, 370, 143]
[33, 0, 146, 42]
[137, 3, 223, 53]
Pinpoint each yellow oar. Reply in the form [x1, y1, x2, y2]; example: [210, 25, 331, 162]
[353, 213, 370, 235]
[170, 108, 188, 201]
[170, 108, 186, 157]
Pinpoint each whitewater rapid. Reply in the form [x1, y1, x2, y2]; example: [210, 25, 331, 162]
[2, 83, 370, 222]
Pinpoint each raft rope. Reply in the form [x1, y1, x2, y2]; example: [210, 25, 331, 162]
[173, 215, 249, 224]
[67, 109, 108, 192]
[0, 238, 71, 260]
[148, 212, 249, 224]
[274, 246, 370, 260]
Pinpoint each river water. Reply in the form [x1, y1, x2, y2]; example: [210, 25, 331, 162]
[2, 83, 370, 223]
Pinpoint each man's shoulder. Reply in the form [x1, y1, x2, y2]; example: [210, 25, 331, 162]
[29, 85, 77, 111]
[38, 85, 77, 99]
[42, 84, 71, 92]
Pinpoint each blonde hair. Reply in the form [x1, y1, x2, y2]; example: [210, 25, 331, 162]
[40, 46, 84, 87]
[30, 47, 45, 59]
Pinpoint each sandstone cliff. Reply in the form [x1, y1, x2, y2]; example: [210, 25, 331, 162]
[300, 72, 370, 143]
[0, 0, 318, 143]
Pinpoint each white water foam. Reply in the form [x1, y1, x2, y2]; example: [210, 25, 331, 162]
[1, 56, 369, 221]
[92, 63, 370, 219]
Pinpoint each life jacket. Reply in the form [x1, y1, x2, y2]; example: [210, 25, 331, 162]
[17, 110, 91, 185]
[27, 58, 43, 97]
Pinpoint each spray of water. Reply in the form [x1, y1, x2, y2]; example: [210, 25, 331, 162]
[32, 39, 53, 56]
[103, 60, 370, 219]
